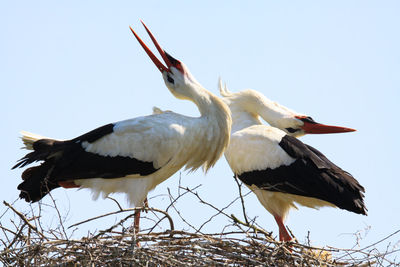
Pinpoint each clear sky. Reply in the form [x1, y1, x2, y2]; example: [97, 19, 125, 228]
[1, 0, 399, 253]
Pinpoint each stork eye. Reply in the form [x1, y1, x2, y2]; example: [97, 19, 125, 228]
[167, 74, 174, 84]
[296, 116, 316, 124]
[302, 116, 316, 124]
[286, 127, 300, 133]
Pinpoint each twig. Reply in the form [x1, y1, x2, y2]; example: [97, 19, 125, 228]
[360, 229, 400, 251]
[233, 174, 249, 224]
[93, 213, 136, 238]
[146, 215, 171, 235]
[230, 214, 273, 240]
[106, 197, 123, 211]
[1, 183, 399, 266]
[166, 188, 200, 233]
[48, 193, 68, 240]
[0, 198, 18, 220]
[3, 201, 48, 241]
[68, 207, 174, 233]
[165, 184, 202, 213]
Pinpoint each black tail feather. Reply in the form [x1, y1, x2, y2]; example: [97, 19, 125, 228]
[17, 161, 60, 202]
[12, 151, 39, 169]
[12, 139, 57, 169]
[13, 124, 158, 203]
[13, 139, 61, 202]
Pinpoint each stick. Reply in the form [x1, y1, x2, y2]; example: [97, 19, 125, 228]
[3, 201, 48, 240]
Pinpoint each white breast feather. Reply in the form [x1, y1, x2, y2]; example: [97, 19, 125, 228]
[225, 125, 295, 174]
[76, 110, 228, 207]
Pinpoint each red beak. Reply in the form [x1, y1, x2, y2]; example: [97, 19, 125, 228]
[129, 21, 173, 73]
[295, 115, 356, 134]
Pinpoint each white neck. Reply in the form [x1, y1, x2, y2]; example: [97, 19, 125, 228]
[230, 106, 262, 133]
[223, 89, 299, 133]
[164, 68, 232, 171]
[187, 83, 232, 171]
[191, 85, 218, 116]
[251, 96, 297, 129]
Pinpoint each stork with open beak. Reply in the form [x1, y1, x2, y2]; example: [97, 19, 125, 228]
[219, 81, 366, 242]
[12, 22, 231, 233]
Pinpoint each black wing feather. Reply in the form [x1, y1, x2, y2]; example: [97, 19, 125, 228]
[238, 135, 367, 215]
[14, 123, 158, 202]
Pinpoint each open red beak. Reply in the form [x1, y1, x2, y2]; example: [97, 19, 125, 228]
[129, 20, 173, 73]
[295, 115, 356, 134]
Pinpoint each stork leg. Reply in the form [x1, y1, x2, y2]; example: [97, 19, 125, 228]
[143, 197, 149, 212]
[273, 215, 292, 242]
[133, 197, 149, 233]
[133, 210, 141, 233]
[133, 197, 148, 247]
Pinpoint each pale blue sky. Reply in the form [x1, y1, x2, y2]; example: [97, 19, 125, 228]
[1, 1, 399, 253]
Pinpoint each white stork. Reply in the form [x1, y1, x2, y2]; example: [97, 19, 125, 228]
[218, 81, 366, 242]
[12, 22, 231, 232]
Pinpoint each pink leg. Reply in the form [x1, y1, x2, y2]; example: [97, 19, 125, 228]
[134, 198, 149, 231]
[143, 197, 149, 211]
[133, 209, 141, 233]
[273, 215, 292, 242]
[133, 210, 141, 247]
[133, 197, 148, 247]
[133, 197, 149, 233]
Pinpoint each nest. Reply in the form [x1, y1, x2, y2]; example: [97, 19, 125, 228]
[1, 183, 399, 266]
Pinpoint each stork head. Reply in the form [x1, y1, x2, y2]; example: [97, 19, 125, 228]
[129, 21, 200, 101]
[219, 79, 356, 137]
[285, 115, 356, 137]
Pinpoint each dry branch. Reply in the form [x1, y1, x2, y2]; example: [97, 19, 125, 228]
[1, 185, 399, 266]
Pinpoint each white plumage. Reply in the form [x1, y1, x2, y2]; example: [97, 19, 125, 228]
[225, 125, 294, 174]
[13, 23, 231, 233]
[219, 82, 355, 137]
[76, 108, 230, 206]
[219, 80, 365, 241]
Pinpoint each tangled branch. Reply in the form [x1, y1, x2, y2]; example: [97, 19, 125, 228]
[0, 182, 399, 266]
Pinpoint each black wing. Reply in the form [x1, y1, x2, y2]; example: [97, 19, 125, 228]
[238, 135, 367, 215]
[13, 123, 158, 202]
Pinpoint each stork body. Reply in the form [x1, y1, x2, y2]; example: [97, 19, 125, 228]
[16, 109, 229, 206]
[219, 82, 366, 241]
[13, 23, 231, 232]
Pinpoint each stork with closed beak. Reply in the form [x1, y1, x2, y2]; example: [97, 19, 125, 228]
[12, 22, 231, 233]
[219, 81, 366, 241]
